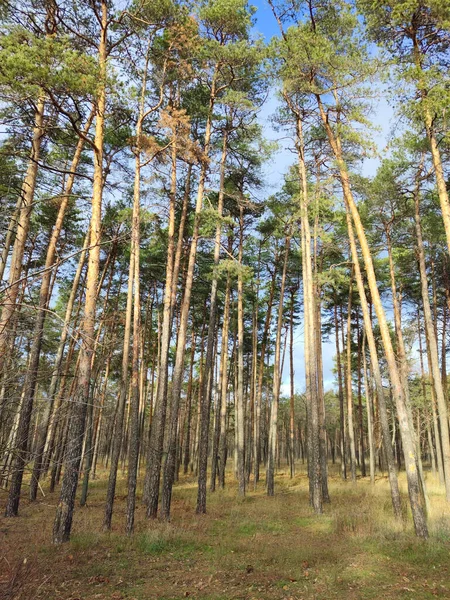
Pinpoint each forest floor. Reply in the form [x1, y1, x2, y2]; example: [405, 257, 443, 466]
[1, 465, 450, 600]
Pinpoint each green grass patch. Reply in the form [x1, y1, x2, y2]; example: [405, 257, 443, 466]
[293, 514, 333, 533]
[136, 529, 205, 558]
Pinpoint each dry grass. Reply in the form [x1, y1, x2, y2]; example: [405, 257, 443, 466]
[1, 464, 450, 599]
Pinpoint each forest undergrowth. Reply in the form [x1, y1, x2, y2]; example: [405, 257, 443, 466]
[1, 465, 450, 600]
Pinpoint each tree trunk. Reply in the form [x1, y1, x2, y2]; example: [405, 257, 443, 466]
[41, 231, 90, 477]
[183, 331, 196, 475]
[414, 180, 450, 501]
[344, 200, 401, 516]
[158, 71, 218, 519]
[296, 113, 321, 514]
[7, 113, 93, 510]
[0, 96, 45, 373]
[142, 126, 178, 516]
[318, 94, 427, 536]
[345, 266, 357, 482]
[362, 332, 375, 486]
[235, 206, 246, 497]
[356, 314, 366, 478]
[267, 234, 290, 495]
[195, 127, 228, 514]
[52, 1, 107, 543]
[289, 290, 296, 478]
[334, 302, 347, 480]
[218, 275, 231, 489]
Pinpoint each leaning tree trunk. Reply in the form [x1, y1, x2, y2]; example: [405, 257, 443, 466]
[0, 196, 23, 283]
[318, 93, 427, 536]
[411, 41, 450, 258]
[40, 230, 90, 477]
[0, 95, 45, 374]
[344, 202, 402, 517]
[5, 112, 94, 513]
[414, 180, 450, 501]
[52, 0, 107, 544]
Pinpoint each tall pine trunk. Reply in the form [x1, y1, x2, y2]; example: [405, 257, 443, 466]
[344, 203, 401, 517]
[318, 94, 427, 536]
[267, 235, 290, 495]
[0, 96, 45, 373]
[157, 69, 218, 519]
[414, 178, 450, 501]
[52, 1, 107, 543]
[195, 127, 228, 513]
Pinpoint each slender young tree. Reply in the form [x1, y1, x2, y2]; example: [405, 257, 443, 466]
[267, 233, 291, 495]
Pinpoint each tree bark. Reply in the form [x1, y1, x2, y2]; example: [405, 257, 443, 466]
[52, 1, 107, 543]
[218, 274, 231, 489]
[344, 167, 402, 519]
[345, 266, 357, 482]
[235, 205, 246, 497]
[158, 68, 218, 519]
[7, 113, 93, 510]
[195, 127, 228, 513]
[414, 179, 450, 501]
[267, 234, 290, 495]
[318, 94, 426, 536]
[334, 301, 347, 480]
[296, 113, 321, 513]
[362, 332, 375, 485]
[0, 96, 46, 373]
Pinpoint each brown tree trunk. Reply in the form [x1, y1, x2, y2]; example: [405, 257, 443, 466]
[345, 266, 357, 482]
[0, 96, 46, 372]
[344, 201, 401, 517]
[41, 231, 90, 476]
[318, 94, 427, 536]
[296, 113, 322, 513]
[289, 289, 296, 478]
[158, 71, 218, 519]
[142, 126, 178, 516]
[267, 234, 290, 495]
[52, 1, 107, 543]
[218, 274, 232, 489]
[411, 38, 450, 258]
[334, 301, 347, 480]
[356, 314, 366, 478]
[195, 127, 228, 513]
[254, 264, 277, 486]
[126, 78, 147, 531]
[183, 331, 196, 475]
[9, 112, 93, 509]
[414, 181, 450, 501]
[362, 332, 375, 485]
[235, 206, 246, 496]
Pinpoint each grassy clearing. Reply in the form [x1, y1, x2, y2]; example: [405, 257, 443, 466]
[1, 465, 450, 599]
